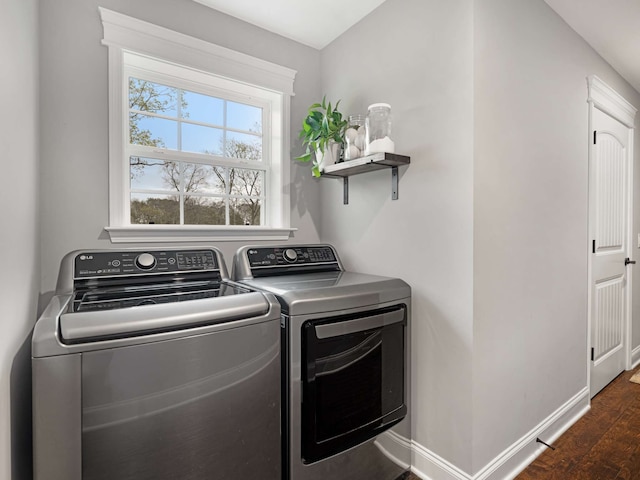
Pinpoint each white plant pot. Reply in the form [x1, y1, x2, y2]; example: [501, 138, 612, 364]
[315, 142, 341, 172]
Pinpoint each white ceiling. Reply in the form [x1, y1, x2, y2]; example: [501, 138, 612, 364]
[543, 0, 640, 94]
[194, 0, 640, 95]
[192, 0, 388, 50]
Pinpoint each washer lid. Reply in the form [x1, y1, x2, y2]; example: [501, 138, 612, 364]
[59, 291, 270, 344]
[240, 271, 410, 315]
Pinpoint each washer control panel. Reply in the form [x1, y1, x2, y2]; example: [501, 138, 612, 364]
[74, 249, 219, 278]
[247, 246, 337, 268]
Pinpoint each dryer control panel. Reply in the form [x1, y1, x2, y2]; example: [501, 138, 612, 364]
[236, 245, 342, 279]
[247, 246, 336, 267]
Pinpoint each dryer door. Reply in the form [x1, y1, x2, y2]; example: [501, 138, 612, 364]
[300, 305, 407, 464]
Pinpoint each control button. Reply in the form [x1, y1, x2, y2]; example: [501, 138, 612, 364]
[135, 253, 157, 270]
[111, 259, 121, 267]
[283, 249, 298, 263]
[167, 257, 176, 265]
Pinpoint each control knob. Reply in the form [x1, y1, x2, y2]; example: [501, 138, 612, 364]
[283, 248, 298, 263]
[136, 253, 157, 270]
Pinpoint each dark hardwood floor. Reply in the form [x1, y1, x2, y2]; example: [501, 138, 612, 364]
[406, 366, 640, 480]
[516, 366, 640, 480]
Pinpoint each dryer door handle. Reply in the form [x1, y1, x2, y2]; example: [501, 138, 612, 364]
[314, 307, 405, 339]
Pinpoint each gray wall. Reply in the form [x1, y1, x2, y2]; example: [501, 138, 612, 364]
[0, 0, 40, 477]
[38, 0, 323, 297]
[321, 0, 640, 476]
[320, 0, 475, 472]
[473, 0, 640, 473]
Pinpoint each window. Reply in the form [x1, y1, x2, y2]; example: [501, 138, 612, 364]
[100, 8, 296, 242]
[126, 56, 268, 227]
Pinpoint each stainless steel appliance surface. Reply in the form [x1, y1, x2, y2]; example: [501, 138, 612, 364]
[33, 247, 281, 480]
[233, 244, 412, 480]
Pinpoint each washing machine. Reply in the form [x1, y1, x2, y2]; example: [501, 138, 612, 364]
[32, 247, 281, 480]
[233, 244, 412, 480]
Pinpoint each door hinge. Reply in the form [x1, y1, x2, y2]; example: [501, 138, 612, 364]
[592, 239, 596, 253]
[591, 347, 595, 361]
[593, 130, 597, 144]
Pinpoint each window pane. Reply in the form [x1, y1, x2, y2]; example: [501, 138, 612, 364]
[182, 123, 223, 155]
[184, 196, 226, 225]
[130, 113, 177, 149]
[129, 78, 177, 116]
[225, 132, 262, 161]
[229, 168, 263, 196]
[230, 198, 261, 226]
[190, 164, 227, 195]
[130, 193, 180, 225]
[182, 163, 226, 195]
[182, 91, 223, 125]
[130, 158, 178, 191]
[227, 101, 262, 133]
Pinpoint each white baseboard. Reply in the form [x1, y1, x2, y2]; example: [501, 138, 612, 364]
[375, 429, 412, 470]
[411, 441, 472, 480]
[632, 345, 640, 369]
[474, 386, 589, 480]
[411, 386, 590, 480]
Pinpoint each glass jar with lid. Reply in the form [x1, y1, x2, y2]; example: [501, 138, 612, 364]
[343, 114, 366, 160]
[365, 103, 394, 155]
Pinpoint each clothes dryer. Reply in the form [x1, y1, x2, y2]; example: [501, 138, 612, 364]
[233, 244, 411, 480]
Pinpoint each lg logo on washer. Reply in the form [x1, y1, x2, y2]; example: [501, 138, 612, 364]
[79, 255, 94, 261]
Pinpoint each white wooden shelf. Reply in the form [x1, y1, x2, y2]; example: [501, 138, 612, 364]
[321, 152, 410, 204]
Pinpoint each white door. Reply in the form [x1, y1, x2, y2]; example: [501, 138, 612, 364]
[589, 106, 632, 398]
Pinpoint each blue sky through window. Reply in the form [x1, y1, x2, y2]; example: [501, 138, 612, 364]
[182, 124, 223, 155]
[133, 115, 177, 149]
[227, 101, 262, 132]
[130, 159, 174, 191]
[182, 91, 223, 125]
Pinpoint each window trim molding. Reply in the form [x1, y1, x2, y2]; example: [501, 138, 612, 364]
[100, 7, 296, 242]
[99, 8, 296, 95]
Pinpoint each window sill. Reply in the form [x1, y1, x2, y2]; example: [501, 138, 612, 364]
[105, 225, 296, 243]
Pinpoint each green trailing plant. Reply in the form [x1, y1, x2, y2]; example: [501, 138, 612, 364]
[296, 96, 348, 177]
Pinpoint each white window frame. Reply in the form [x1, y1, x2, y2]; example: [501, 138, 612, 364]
[100, 7, 297, 242]
[125, 55, 272, 227]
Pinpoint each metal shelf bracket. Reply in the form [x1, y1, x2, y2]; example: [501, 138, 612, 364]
[391, 166, 399, 200]
[322, 152, 410, 205]
[343, 177, 349, 205]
